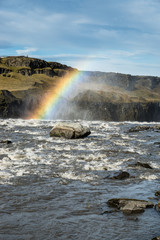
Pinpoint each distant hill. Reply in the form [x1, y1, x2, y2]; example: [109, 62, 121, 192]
[0, 56, 160, 121]
[0, 56, 74, 94]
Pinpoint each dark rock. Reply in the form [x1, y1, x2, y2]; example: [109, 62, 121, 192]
[152, 237, 160, 240]
[126, 217, 139, 221]
[128, 161, 153, 169]
[101, 209, 119, 215]
[155, 201, 160, 212]
[0, 140, 12, 144]
[34, 68, 55, 77]
[129, 126, 151, 132]
[155, 191, 160, 197]
[17, 68, 33, 76]
[154, 142, 160, 146]
[111, 171, 130, 180]
[5, 56, 49, 69]
[72, 90, 160, 121]
[0, 67, 12, 74]
[128, 125, 160, 132]
[50, 122, 91, 139]
[3, 56, 74, 72]
[53, 69, 67, 77]
[1, 56, 74, 79]
[107, 198, 154, 214]
[49, 62, 73, 70]
[0, 90, 23, 118]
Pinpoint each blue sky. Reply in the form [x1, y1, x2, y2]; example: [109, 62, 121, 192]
[0, 0, 160, 76]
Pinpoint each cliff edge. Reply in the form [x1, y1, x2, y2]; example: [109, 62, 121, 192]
[0, 56, 160, 121]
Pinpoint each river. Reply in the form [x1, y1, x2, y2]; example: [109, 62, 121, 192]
[0, 119, 160, 240]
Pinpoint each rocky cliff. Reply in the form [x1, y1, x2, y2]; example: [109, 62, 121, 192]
[71, 90, 160, 121]
[0, 56, 73, 77]
[0, 90, 23, 118]
[0, 56, 160, 121]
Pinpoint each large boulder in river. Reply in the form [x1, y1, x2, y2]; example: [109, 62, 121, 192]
[107, 198, 153, 214]
[50, 122, 91, 139]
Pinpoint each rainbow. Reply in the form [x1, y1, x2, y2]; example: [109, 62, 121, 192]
[28, 69, 85, 119]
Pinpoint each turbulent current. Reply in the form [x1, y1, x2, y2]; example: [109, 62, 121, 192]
[0, 119, 160, 240]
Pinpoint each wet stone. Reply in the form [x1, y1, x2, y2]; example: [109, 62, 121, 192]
[152, 237, 160, 240]
[0, 140, 12, 144]
[101, 209, 119, 215]
[111, 171, 130, 180]
[128, 125, 160, 132]
[155, 202, 160, 212]
[128, 161, 153, 169]
[50, 122, 91, 139]
[155, 191, 160, 197]
[107, 198, 154, 215]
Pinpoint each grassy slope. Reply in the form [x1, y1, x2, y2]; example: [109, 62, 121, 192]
[0, 56, 160, 103]
[0, 72, 57, 91]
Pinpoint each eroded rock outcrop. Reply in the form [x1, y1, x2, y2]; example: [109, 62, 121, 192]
[72, 91, 160, 121]
[0, 67, 12, 74]
[1, 56, 73, 77]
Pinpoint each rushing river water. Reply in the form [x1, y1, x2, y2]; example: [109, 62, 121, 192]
[0, 119, 160, 240]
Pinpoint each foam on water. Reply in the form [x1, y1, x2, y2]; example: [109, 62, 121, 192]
[0, 119, 160, 185]
[139, 173, 159, 180]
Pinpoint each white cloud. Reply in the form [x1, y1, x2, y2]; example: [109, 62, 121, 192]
[16, 47, 37, 56]
[45, 53, 109, 59]
[124, 0, 160, 31]
[1, 0, 160, 76]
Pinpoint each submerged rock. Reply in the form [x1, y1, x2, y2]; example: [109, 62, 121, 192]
[155, 201, 160, 212]
[50, 122, 91, 139]
[128, 125, 160, 132]
[152, 237, 160, 240]
[155, 191, 160, 197]
[111, 171, 130, 180]
[0, 140, 12, 144]
[107, 198, 153, 214]
[128, 161, 153, 169]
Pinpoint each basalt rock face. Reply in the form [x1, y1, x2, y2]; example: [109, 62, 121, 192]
[0, 56, 73, 77]
[0, 67, 12, 75]
[0, 90, 23, 118]
[84, 71, 160, 92]
[4, 56, 49, 69]
[72, 90, 160, 121]
[4, 56, 72, 71]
